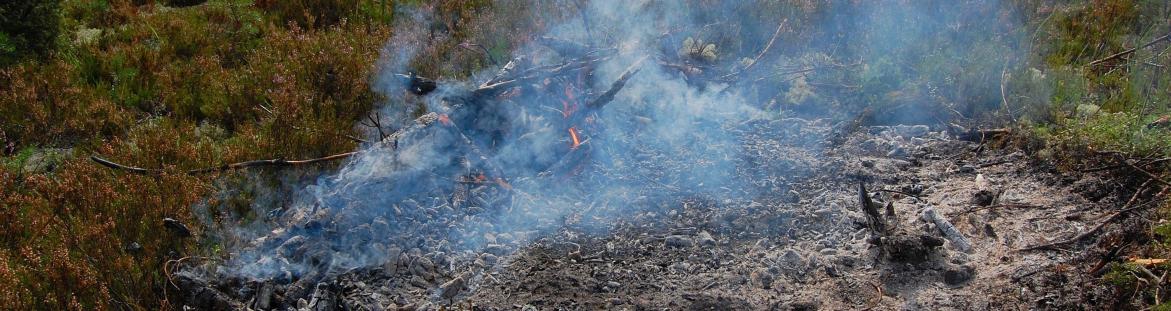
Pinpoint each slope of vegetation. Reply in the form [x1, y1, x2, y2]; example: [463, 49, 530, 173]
[1, 0, 391, 308]
[1, 0, 1169, 309]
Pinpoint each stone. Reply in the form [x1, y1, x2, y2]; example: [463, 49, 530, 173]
[162, 218, 192, 237]
[480, 253, 498, 266]
[958, 165, 976, 174]
[971, 189, 997, 206]
[886, 146, 907, 158]
[696, 231, 717, 247]
[665, 235, 694, 248]
[124, 241, 143, 253]
[438, 275, 467, 300]
[892, 125, 931, 138]
[750, 268, 774, 289]
[943, 265, 974, 285]
[484, 244, 510, 255]
[384, 246, 403, 275]
[277, 236, 307, 259]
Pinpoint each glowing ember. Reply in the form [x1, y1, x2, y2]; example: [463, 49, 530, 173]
[438, 113, 452, 126]
[568, 127, 582, 149]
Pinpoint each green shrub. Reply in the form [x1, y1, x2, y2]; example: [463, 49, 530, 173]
[0, 0, 62, 66]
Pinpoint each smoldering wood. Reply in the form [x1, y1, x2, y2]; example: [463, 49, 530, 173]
[921, 206, 972, 252]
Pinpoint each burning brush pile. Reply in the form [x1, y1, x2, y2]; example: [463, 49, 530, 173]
[176, 2, 788, 308]
[172, 2, 1128, 310]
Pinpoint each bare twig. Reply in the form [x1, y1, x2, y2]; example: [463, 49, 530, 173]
[585, 56, 647, 110]
[718, 19, 785, 81]
[1123, 159, 1171, 187]
[957, 203, 1042, 215]
[1017, 180, 1155, 252]
[1088, 32, 1171, 67]
[363, 111, 390, 141]
[91, 156, 161, 174]
[875, 189, 923, 202]
[1000, 62, 1017, 122]
[458, 42, 499, 65]
[92, 152, 358, 175]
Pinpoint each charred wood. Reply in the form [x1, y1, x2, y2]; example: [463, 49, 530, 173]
[921, 206, 972, 252]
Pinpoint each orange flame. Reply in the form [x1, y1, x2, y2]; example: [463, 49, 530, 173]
[438, 113, 452, 126]
[568, 127, 582, 149]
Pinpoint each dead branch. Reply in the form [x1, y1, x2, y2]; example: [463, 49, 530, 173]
[1123, 159, 1171, 187]
[92, 152, 358, 175]
[586, 56, 647, 110]
[1017, 180, 1155, 252]
[458, 42, 499, 65]
[91, 156, 163, 174]
[875, 188, 923, 202]
[957, 203, 1042, 216]
[1088, 32, 1171, 67]
[473, 54, 613, 96]
[362, 111, 390, 141]
[718, 19, 785, 81]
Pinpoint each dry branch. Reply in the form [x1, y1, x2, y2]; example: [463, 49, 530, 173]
[92, 152, 358, 175]
[1017, 181, 1155, 252]
[1088, 32, 1171, 67]
[586, 56, 648, 110]
[717, 19, 785, 81]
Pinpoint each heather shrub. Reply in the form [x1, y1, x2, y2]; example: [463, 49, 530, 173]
[0, 0, 62, 65]
[254, 0, 360, 29]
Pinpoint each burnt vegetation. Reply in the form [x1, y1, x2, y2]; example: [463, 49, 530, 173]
[1, 0, 1171, 310]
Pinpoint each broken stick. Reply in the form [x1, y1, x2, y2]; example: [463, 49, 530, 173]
[92, 152, 358, 175]
[1017, 181, 1155, 252]
[1088, 32, 1171, 67]
[586, 56, 648, 110]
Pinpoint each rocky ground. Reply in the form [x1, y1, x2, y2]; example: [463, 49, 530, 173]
[179, 119, 1140, 310]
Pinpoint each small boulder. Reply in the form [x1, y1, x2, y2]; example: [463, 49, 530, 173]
[163, 218, 192, 237]
[943, 265, 975, 285]
[696, 231, 717, 247]
[665, 235, 694, 248]
[750, 268, 775, 289]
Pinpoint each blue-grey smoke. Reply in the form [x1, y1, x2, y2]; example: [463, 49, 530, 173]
[208, 0, 1023, 283]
